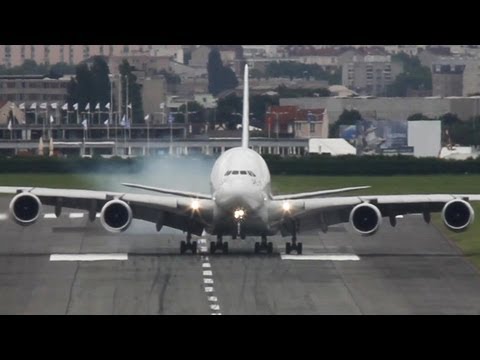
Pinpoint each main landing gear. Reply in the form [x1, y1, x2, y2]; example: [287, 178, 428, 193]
[210, 235, 229, 254]
[285, 233, 302, 255]
[180, 232, 197, 254]
[254, 235, 273, 254]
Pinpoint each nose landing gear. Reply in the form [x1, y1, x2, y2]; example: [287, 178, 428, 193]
[210, 235, 229, 254]
[254, 235, 273, 254]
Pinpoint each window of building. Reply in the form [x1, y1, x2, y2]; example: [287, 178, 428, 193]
[7, 82, 15, 89]
[295, 123, 301, 131]
[310, 123, 316, 133]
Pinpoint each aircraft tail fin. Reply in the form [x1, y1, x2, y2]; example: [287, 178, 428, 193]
[241, 64, 249, 148]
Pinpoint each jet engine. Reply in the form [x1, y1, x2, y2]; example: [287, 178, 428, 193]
[100, 199, 133, 233]
[441, 199, 474, 232]
[9, 192, 42, 226]
[349, 203, 382, 235]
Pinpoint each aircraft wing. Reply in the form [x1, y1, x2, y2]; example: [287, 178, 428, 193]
[272, 186, 370, 200]
[121, 183, 212, 200]
[270, 194, 480, 235]
[0, 186, 215, 236]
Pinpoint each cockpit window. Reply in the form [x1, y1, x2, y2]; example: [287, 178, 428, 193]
[232, 171, 239, 175]
[248, 171, 256, 177]
[225, 171, 232, 176]
[240, 171, 247, 175]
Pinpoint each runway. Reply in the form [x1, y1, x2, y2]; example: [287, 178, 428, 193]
[1, 198, 480, 314]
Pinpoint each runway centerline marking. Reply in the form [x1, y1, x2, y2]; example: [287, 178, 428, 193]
[281, 254, 360, 261]
[198, 238, 222, 315]
[50, 253, 128, 262]
[44, 213, 57, 219]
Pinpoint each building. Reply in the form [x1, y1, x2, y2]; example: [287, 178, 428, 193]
[108, 55, 172, 75]
[342, 48, 403, 96]
[280, 96, 480, 123]
[188, 46, 211, 68]
[432, 64, 465, 96]
[284, 46, 351, 68]
[141, 76, 168, 124]
[407, 120, 442, 157]
[0, 45, 166, 67]
[0, 74, 71, 104]
[266, 105, 329, 139]
[418, 46, 453, 69]
[188, 45, 244, 74]
[463, 60, 480, 96]
[242, 45, 279, 58]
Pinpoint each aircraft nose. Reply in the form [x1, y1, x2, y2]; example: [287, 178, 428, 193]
[214, 178, 264, 211]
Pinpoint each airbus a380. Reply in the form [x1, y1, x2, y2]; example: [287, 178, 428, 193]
[2, 65, 480, 255]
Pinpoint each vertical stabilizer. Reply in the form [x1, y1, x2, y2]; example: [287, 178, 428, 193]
[241, 64, 249, 148]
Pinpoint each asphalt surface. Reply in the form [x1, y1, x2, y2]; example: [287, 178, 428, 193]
[1, 198, 480, 315]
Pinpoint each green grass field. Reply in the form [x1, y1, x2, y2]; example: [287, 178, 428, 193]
[0, 173, 479, 268]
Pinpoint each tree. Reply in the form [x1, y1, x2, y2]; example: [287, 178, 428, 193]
[207, 48, 239, 96]
[49, 62, 76, 76]
[329, 109, 362, 137]
[207, 49, 224, 96]
[75, 62, 94, 113]
[176, 102, 205, 123]
[119, 59, 144, 124]
[157, 69, 181, 84]
[216, 94, 242, 127]
[407, 113, 433, 120]
[66, 78, 78, 111]
[250, 68, 264, 79]
[90, 56, 111, 108]
[440, 112, 461, 127]
[387, 54, 432, 97]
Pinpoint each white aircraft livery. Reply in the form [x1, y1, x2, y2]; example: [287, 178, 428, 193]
[1, 64, 480, 254]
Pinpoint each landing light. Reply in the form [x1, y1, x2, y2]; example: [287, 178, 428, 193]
[234, 209, 245, 220]
[191, 200, 200, 211]
[283, 201, 291, 212]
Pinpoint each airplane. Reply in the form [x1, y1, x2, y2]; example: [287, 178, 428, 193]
[1, 64, 480, 255]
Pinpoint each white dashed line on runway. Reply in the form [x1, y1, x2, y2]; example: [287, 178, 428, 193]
[281, 254, 360, 261]
[0, 213, 8, 220]
[198, 238, 222, 315]
[69, 213, 85, 219]
[50, 253, 128, 262]
[44, 213, 57, 219]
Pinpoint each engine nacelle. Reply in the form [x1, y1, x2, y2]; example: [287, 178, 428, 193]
[442, 199, 474, 232]
[100, 199, 133, 233]
[9, 192, 42, 226]
[349, 202, 382, 235]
